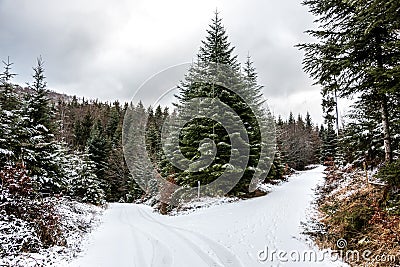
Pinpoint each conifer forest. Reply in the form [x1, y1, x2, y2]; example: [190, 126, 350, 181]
[0, 1, 399, 266]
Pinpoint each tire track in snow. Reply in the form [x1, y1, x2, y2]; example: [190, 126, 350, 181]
[121, 207, 174, 267]
[137, 208, 243, 267]
[73, 166, 344, 267]
[137, 208, 224, 267]
[118, 205, 147, 267]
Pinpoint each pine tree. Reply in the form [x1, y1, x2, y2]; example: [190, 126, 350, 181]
[305, 112, 312, 131]
[163, 12, 274, 198]
[153, 105, 165, 163]
[167, 12, 245, 196]
[340, 93, 384, 167]
[123, 102, 152, 199]
[288, 112, 295, 133]
[22, 57, 61, 193]
[74, 152, 105, 205]
[320, 93, 337, 165]
[198, 11, 239, 68]
[25, 58, 54, 133]
[0, 58, 20, 165]
[0, 58, 18, 111]
[105, 143, 130, 202]
[106, 101, 121, 142]
[105, 104, 130, 202]
[277, 115, 283, 127]
[87, 120, 109, 189]
[303, 112, 321, 164]
[61, 149, 105, 205]
[243, 55, 280, 181]
[145, 106, 158, 164]
[73, 111, 93, 150]
[299, 0, 400, 163]
[243, 55, 264, 106]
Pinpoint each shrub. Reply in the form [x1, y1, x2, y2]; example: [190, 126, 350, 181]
[375, 159, 400, 188]
[0, 164, 65, 256]
[375, 160, 400, 215]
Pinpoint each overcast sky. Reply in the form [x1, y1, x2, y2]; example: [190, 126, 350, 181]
[0, 0, 344, 126]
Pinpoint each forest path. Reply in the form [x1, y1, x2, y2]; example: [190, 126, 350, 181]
[70, 166, 345, 267]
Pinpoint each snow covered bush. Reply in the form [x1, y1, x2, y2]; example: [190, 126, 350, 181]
[0, 213, 41, 256]
[0, 164, 65, 257]
[1, 197, 103, 266]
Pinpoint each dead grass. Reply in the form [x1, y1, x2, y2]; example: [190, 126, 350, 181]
[314, 166, 400, 267]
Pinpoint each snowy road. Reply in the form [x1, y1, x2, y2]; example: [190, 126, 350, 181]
[70, 166, 344, 267]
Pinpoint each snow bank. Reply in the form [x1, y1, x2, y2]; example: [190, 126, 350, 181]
[0, 198, 103, 267]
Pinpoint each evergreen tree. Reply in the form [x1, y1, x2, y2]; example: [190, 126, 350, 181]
[105, 143, 130, 202]
[22, 57, 61, 193]
[153, 105, 165, 163]
[59, 147, 105, 205]
[339, 93, 385, 166]
[87, 120, 109, 186]
[105, 104, 130, 202]
[0, 58, 18, 111]
[299, 0, 400, 163]
[0, 58, 20, 165]
[305, 112, 313, 131]
[87, 118, 113, 200]
[320, 93, 337, 164]
[277, 115, 283, 127]
[106, 101, 121, 142]
[123, 102, 153, 199]
[145, 106, 158, 164]
[243, 55, 281, 181]
[167, 12, 244, 196]
[25, 58, 54, 133]
[243, 55, 264, 106]
[163, 12, 274, 198]
[71, 152, 105, 205]
[73, 111, 93, 150]
[198, 11, 239, 68]
[288, 112, 295, 134]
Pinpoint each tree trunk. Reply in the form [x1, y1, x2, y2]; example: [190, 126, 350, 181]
[334, 88, 339, 136]
[380, 95, 392, 163]
[375, 31, 392, 163]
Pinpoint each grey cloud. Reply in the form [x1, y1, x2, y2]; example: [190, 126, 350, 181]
[0, 0, 323, 124]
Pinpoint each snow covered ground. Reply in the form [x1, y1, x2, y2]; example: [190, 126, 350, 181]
[70, 166, 346, 267]
[0, 199, 103, 267]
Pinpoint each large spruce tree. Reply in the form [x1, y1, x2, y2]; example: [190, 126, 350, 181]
[163, 12, 274, 198]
